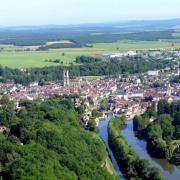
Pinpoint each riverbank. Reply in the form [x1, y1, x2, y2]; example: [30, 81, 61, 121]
[98, 115, 124, 179]
[132, 101, 180, 169]
[121, 119, 180, 180]
[108, 116, 163, 180]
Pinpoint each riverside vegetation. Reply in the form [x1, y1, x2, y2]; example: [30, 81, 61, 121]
[108, 116, 163, 180]
[133, 100, 180, 168]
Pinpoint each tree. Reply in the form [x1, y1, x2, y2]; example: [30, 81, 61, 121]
[133, 115, 145, 131]
[76, 105, 85, 115]
[158, 114, 174, 140]
[0, 95, 11, 106]
[149, 167, 163, 180]
[157, 100, 170, 115]
[92, 110, 102, 118]
[99, 98, 109, 111]
[146, 123, 163, 141]
[88, 119, 98, 132]
[173, 112, 180, 126]
[174, 125, 180, 139]
[146, 106, 156, 118]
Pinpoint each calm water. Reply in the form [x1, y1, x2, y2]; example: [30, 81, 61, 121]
[98, 115, 124, 179]
[121, 120, 180, 180]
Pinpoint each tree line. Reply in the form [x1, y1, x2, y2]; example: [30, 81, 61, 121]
[37, 41, 89, 51]
[0, 59, 172, 86]
[76, 56, 103, 64]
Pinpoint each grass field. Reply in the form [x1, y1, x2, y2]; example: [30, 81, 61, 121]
[93, 41, 180, 51]
[0, 41, 180, 68]
[0, 49, 104, 68]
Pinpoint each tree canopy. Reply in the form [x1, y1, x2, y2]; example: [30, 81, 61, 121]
[0, 95, 117, 180]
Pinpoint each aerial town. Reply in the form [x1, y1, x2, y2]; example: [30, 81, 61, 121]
[0, 49, 179, 127]
[1, 1, 180, 179]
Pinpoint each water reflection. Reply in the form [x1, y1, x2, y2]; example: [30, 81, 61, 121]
[121, 120, 180, 180]
[151, 158, 175, 173]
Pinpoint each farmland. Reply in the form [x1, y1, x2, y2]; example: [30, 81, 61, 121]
[0, 40, 180, 68]
[0, 48, 104, 68]
[93, 40, 180, 51]
[0, 19, 180, 68]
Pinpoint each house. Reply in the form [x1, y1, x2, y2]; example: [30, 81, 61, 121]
[0, 126, 8, 133]
[147, 70, 159, 76]
[29, 81, 39, 87]
[148, 50, 163, 57]
[136, 79, 141, 84]
[129, 91, 144, 99]
[126, 51, 137, 57]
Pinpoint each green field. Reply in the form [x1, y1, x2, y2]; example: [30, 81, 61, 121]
[0, 41, 180, 68]
[93, 41, 180, 51]
[0, 50, 102, 68]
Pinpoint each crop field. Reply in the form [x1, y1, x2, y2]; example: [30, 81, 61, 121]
[0, 40, 180, 68]
[93, 41, 180, 51]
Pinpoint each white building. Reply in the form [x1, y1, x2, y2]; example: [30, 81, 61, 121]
[147, 70, 159, 76]
[126, 51, 137, 56]
[110, 51, 137, 59]
[29, 81, 39, 87]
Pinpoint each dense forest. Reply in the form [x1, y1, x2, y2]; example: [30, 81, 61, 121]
[0, 59, 173, 85]
[133, 100, 180, 167]
[108, 116, 162, 180]
[0, 95, 118, 179]
[0, 27, 175, 46]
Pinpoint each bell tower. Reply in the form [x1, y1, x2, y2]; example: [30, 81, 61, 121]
[63, 69, 70, 87]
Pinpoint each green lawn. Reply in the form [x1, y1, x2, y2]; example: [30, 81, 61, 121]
[0, 41, 180, 68]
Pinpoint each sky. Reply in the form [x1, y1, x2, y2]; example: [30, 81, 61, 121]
[0, 0, 180, 26]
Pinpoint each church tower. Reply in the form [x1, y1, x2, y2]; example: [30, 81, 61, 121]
[63, 69, 70, 87]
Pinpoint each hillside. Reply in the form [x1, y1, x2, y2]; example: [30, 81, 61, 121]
[0, 95, 118, 179]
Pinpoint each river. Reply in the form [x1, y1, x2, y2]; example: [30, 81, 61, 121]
[98, 116, 180, 180]
[121, 120, 180, 180]
[98, 115, 124, 179]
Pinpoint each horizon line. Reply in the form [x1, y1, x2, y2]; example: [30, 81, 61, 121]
[0, 17, 180, 28]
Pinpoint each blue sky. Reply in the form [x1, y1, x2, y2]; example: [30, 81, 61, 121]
[0, 0, 180, 26]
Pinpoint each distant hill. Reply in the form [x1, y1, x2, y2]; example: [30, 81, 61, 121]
[1, 18, 179, 30]
[0, 19, 179, 46]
